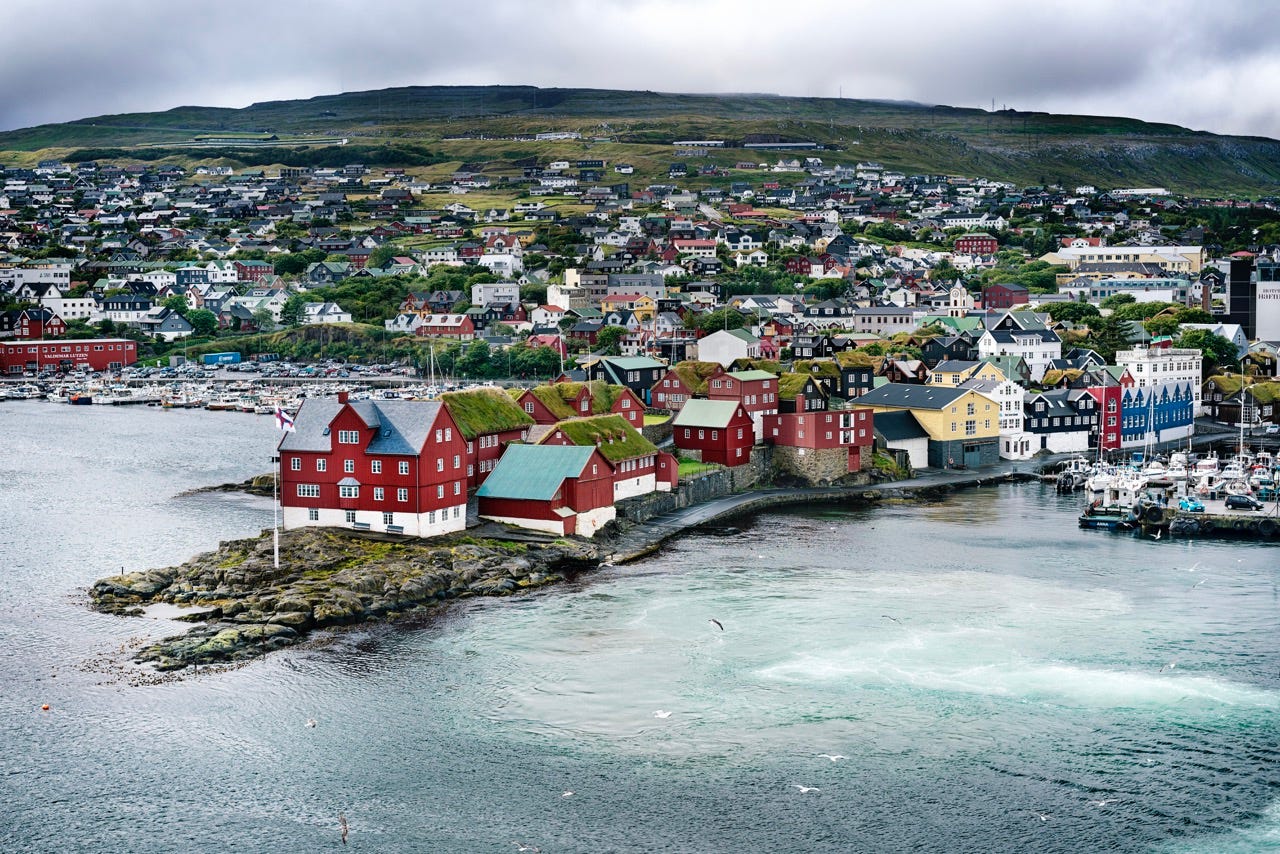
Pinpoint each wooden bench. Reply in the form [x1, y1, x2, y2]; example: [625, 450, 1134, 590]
[352, 521, 371, 531]
[386, 524, 404, 535]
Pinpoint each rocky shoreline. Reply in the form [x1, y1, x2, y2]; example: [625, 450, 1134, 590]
[90, 527, 601, 671]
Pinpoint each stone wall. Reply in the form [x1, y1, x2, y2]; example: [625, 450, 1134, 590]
[772, 446, 851, 486]
[641, 413, 674, 446]
[616, 447, 771, 524]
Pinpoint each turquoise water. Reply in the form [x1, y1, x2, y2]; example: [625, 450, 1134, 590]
[1, 400, 1278, 852]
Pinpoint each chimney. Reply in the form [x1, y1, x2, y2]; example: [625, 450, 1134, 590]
[337, 391, 349, 404]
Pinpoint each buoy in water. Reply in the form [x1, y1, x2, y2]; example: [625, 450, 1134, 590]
[41, 704, 49, 711]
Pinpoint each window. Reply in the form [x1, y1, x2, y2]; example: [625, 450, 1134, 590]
[345, 510, 356, 524]
[316, 459, 326, 472]
[525, 401, 534, 413]
[374, 487, 384, 501]
[296, 484, 320, 498]
[308, 508, 318, 522]
[429, 511, 436, 524]
[435, 429, 443, 442]
[951, 422, 957, 432]
[437, 485, 444, 498]
[445, 428, 452, 441]
[453, 481, 462, 496]
[371, 460, 382, 474]
[684, 429, 690, 439]
[344, 459, 355, 473]
[339, 484, 359, 499]
[453, 454, 461, 469]
[383, 512, 394, 526]
[399, 461, 409, 475]
[966, 402, 975, 416]
[737, 428, 744, 439]
[436, 458, 444, 472]
[397, 488, 408, 502]
[711, 430, 718, 440]
[698, 429, 705, 440]
[338, 430, 359, 444]
[290, 457, 300, 471]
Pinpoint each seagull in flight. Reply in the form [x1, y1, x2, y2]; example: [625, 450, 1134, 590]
[882, 614, 900, 624]
[1160, 660, 1178, 672]
[338, 813, 349, 845]
[709, 618, 724, 631]
[1150, 529, 1162, 540]
[512, 843, 541, 853]
[653, 710, 672, 719]
[1031, 812, 1051, 822]
[562, 790, 574, 798]
[305, 718, 317, 728]
[818, 754, 846, 762]
[1089, 798, 1119, 807]
[794, 785, 821, 794]
[1190, 577, 1208, 590]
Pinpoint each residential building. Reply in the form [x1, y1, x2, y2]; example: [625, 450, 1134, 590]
[1114, 347, 1203, 415]
[853, 383, 1000, 468]
[671, 399, 755, 466]
[278, 393, 468, 538]
[477, 444, 616, 537]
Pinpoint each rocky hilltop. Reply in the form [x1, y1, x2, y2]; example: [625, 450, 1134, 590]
[90, 527, 601, 671]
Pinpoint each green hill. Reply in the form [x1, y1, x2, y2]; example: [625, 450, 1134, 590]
[4, 84, 1280, 195]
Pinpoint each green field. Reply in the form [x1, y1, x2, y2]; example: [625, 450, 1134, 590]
[4, 85, 1280, 195]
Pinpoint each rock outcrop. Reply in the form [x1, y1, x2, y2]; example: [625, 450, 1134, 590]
[91, 527, 600, 671]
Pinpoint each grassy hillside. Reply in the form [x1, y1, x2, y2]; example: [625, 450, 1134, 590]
[4, 85, 1280, 195]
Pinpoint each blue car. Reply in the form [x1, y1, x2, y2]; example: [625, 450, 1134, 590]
[1178, 497, 1205, 513]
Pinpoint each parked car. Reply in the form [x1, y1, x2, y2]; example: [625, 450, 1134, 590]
[1178, 497, 1205, 513]
[1266, 424, 1279, 435]
[1225, 494, 1264, 511]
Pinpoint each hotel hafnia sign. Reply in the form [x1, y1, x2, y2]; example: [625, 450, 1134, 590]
[1258, 282, 1280, 340]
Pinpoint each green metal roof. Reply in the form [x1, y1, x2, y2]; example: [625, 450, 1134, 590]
[728, 369, 776, 381]
[476, 444, 595, 501]
[671, 399, 742, 429]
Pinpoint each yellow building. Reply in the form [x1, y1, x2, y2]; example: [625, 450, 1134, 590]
[857, 383, 1000, 468]
[600, 293, 656, 321]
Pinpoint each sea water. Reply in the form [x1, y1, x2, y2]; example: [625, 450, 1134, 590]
[1, 400, 1277, 852]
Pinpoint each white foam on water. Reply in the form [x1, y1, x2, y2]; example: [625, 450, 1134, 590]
[759, 633, 1280, 711]
[1159, 795, 1280, 853]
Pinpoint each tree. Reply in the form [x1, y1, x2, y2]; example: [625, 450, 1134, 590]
[162, 295, 188, 314]
[1042, 302, 1100, 324]
[596, 325, 629, 356]
[186, 309, 217, 336]
[252, 308, 276, 331]
[367, 244, 400, 269]
[1176, 329, 1238, 374]
[1083, 314, 1133, 363]
[280, 294, 308, 327]
[1143, 315, 1181, 339]
[1100, 293, 1136, 310]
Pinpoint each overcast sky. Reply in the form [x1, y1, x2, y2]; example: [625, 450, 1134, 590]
[5, 0, 1279, 138]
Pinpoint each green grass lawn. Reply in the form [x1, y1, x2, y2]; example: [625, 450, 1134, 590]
[643, 413, 670, 426]
[677, 459, 721, 478]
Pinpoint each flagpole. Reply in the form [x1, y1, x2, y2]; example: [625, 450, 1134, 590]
[272, 454, 280, 570]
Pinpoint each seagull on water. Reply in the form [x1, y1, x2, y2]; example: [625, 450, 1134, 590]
[818, 754, 846, 762]
[1160, 660, 1178, 672]
[709, 618, 724, 631]
[512, 843, 541, 853]
[794, 785, 821, 794]
[305, 718, 317, 728]
[1089, 799, 1119, 807]
[654, 710, 672, 718]
[1031, 812, 1051, 822]
[339, 813, 349, 845]
[562, 790, 574, 798]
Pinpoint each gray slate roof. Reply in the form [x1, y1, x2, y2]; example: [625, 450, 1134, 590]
[278, 398, 444, 456]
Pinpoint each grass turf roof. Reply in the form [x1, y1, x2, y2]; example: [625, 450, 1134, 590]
[440, 387, 535, 439]
[541, 414, 658, 463]
[669, 360, 724, 394]
[777, 372, 820, 398]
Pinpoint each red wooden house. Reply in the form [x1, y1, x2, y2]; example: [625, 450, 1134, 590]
[414, 314, 476, 341]
[539, 414, 677, 500]
[278, 392, 469, 538]
[650, 361, 725, 411]
[671, 399, 755, 466]
[707, 368, 779, 440]
[1, 307, 67, 340]
[763, 408, 874, 473]
[440, 387, 535, 488]
[476, 444, 616, 537]
[515, 381, 646, 428]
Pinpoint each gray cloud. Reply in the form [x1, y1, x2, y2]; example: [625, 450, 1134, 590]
[4, 0, 1280, 138]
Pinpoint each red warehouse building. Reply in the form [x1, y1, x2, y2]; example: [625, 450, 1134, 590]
[954, 233, 998, 255]
[476, 444, 616, 537]
[671, 399, 755, 466]
[278, 392, 469, 538]
[1, 338, 136, 374]
[440, 387, 535, 488]
[515, 381, 646, 428]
